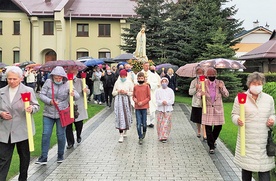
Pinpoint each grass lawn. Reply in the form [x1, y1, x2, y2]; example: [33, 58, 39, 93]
[175, 94, 237, 154]
[7, 99, 104, 180]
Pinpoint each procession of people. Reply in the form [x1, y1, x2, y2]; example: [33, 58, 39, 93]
[1, 27, 275, 181]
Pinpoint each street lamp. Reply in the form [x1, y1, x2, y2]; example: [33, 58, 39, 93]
[69, 8, 73, 60]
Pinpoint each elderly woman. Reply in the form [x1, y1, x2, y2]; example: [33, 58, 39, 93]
[0, 66, 40, 181]
[232, 72, 275, 181]
[197, 67, 229, 154]
[189, 67, 206, 140]
[165, 68, 177, 92]
[36, 66, 80, 164]
[112, 69, 133, 143]
[66, 67, 90, 149]
[155, 77, 175, 143]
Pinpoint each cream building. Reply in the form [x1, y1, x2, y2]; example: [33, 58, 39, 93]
[0, 0, 136, 65]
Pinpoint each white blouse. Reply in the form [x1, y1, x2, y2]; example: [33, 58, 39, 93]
[155, 87, 175, 112]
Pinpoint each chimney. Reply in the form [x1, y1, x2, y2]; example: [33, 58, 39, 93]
[253, 19, 259, 28]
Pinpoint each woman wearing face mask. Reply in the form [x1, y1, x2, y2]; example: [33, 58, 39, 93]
[36, 66, 80, 164]
[155, 77, 175, 143]
[112, 69, 134, 143]
[189, 67, 207, 140]
[231, 72, 275, 181]
[197, 67, 229, 154]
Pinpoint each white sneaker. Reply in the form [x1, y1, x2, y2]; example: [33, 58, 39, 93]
[94, 101, 98, 104]
[118, 135, 124, 143]
[99, 102, 102, 105]
[123, 130, 127, 137]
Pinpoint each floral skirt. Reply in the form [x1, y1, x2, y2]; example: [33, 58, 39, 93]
[114, 94, 132, 130]
[156, 111, 172, 140]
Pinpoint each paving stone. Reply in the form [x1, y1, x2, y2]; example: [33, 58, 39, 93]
[10, 104, 246, 181]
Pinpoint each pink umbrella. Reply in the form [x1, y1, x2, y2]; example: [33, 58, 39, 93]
[39, 60, 87, 72]
[199, 58, 246, 69]
[175, 63, 202, 77]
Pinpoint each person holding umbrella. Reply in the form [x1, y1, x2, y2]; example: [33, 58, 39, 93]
[197, 67, 229, 154]
[189, 67, 207, 140]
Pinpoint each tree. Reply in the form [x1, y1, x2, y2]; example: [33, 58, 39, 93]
[199, 27, 236, 60]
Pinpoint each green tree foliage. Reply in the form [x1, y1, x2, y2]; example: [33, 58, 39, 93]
[198, 27, 236, 60]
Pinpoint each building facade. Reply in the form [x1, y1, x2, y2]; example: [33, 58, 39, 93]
[0, 0, 136, 65]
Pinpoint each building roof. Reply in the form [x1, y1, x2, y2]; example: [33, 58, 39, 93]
[239, 30, 276, 60]
[233, 26, 272, 41]
[12, 0, 137, 18]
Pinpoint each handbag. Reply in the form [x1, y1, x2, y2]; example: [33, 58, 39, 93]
[51, 82, 75, 127]
[266, 127, 276, 156]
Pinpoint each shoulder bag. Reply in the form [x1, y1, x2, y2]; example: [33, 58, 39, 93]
[266, 127, 276, 156]
[51, 82, 75, 127]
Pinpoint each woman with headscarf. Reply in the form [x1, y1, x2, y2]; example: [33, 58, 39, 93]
[0, 66, 40, 181]
[36, 66, 80, 164]
[155, 77, 175, 143]
[112, 69, 134, 143]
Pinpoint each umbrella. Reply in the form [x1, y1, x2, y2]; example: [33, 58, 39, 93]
[77, 56, 94, 63]
[156, 63, 172, 70]
[113, 53, 137, 62]
[155, 63, 179, 73]
[83, 59, 104, 67]
[199, 58, 246, 69]
[19, 61, 36, 68]
[25, 63, 41, 69]
[0, 63, 7, 68]
[39, 60, 87, 72]
[100, 58, 115, 63]
[175, 63, 202, 77]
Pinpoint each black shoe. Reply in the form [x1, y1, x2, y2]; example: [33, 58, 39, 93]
[142, 132, 146, 139]
[67, 144, 73, 149]
[209, 149, 215, 154]
[148, 124, 154, 128]
[77, 137, 82, 143]
[35, 156, 47, 165]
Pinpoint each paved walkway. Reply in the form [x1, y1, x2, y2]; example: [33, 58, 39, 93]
[11, 103, 244, 181]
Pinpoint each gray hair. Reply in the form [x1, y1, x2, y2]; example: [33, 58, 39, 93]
[6, 66, 23, 78]
[246, 72, 266, 87]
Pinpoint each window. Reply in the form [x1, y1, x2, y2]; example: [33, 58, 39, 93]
[77, 52, 89, 59]
[44, 21, 54, 35]
[77, 24, 88, 37]
[98, 24, 110, 37]
[13, 21, 20, 35]
[13, 51, 20, 63]
[0, 50, 2, 62]
[98, 52, 110, 58]
[0, 21, 2, 35]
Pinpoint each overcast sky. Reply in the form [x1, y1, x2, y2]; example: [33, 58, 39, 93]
[224, 0, 276, 31]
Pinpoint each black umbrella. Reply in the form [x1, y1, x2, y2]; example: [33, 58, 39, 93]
[19, 61, 36, 68]
[113, 53, 137, 62]
[100, 58, 115, 63]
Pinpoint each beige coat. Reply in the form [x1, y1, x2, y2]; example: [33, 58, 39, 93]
[232, 90, 275, 172]
[0, 83, 40, 143]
